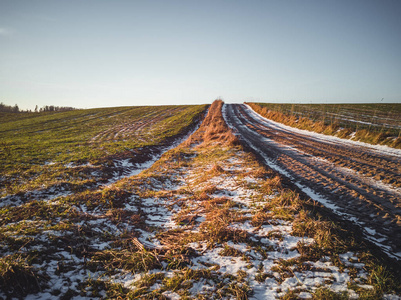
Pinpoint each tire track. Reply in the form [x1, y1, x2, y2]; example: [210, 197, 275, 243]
[224, 103, 401, 259]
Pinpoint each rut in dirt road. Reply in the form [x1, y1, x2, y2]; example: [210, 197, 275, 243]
[224, 103, 401, 260]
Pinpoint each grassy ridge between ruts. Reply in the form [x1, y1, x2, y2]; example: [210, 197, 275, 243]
[1, 100, 399, 299]
[0, 105, 207, 198]
[246, 102, 401, 149]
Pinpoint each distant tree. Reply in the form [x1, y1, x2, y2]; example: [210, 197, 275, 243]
[0, 102, 76, 113]
[0, 102, 20, 113]
[40, 105, 76, 112]
[0, 102, 7, 112]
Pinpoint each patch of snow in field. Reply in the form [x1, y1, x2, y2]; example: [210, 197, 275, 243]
[0, 195, 25, 207]
[26, 252, 99, 300]
[162, 291, 181, 299]
[188, 278, 216, 295]
[104, 118, 204, 186]
[193, 247, 249, 274]
[135, 229, 163, 249]
[384, 294, 401, 300]
[115, 158, 134, 168]
[139, 197, 178, 229]
[0, 188, 72, 208]
[364, 227, 376, 236]
[65, 162, 94, 168]
[124, 202, 139, 213]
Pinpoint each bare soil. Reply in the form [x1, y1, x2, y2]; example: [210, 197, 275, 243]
[224, 104, 401, 259]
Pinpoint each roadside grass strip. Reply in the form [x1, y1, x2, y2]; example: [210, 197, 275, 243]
[246, 102, 401, 149]
[0, 101, 399, 299]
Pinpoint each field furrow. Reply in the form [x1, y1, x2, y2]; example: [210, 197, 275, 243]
[0, 105, 207, 204]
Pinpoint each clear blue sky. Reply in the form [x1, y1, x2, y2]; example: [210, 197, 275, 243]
[1, 0, 400, 110]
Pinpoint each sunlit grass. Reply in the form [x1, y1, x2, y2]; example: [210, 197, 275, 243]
[0, 104, 207, 197]
[1, 100, 400, 299]
[247, 102, 401, 148]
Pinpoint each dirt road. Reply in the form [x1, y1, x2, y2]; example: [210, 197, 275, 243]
[224, 104, 401, 260]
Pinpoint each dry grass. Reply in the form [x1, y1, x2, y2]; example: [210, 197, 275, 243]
[91, 247, 162, 273]
[184, 99, 240, 147]
[261, 175, 282, 195]
[219, 244, 244, 257]
[2, 98, 400, 299]
[200, 207, 248, 246]
[208, 163, 225, 175]
[0, 254, 45, 298]
[247, 102, 401, 148]
[157, 229, 194, 247]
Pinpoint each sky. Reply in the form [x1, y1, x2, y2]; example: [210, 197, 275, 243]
[1, 0, 400, 110]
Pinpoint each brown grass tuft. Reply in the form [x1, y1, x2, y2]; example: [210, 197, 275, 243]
[261, 175, 282, 194]
[200, 207, 248, 245]
[0, 254, 45, 298]
[202, 197, 230, 211]
[184, 99, 241, 147]
[219, 243, 243, 257]
[208, 163, 225, 175]
[251, 211, 271, 228]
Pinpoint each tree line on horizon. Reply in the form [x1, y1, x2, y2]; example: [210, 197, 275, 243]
[0, 102, 76, 113]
